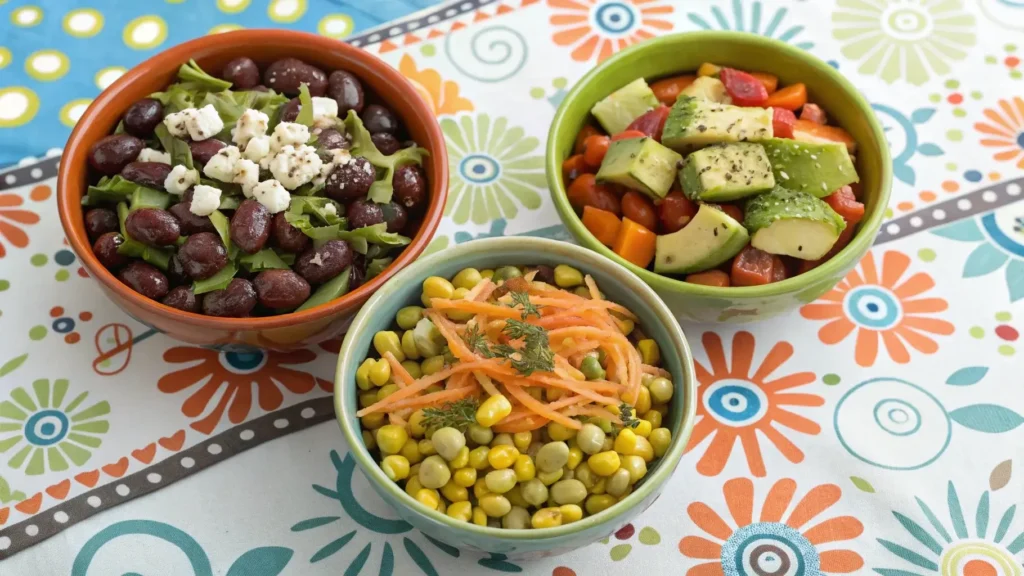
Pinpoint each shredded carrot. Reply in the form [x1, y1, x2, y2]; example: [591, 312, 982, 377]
[493, 413, 549, 433]
[389, 412, 408, 427]
[505, 382, 581, 429]
[642, 364, 671, 378]
[384, 352, 413, 388]
[474, 371, 501, 397]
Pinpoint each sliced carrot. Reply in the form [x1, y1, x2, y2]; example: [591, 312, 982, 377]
[764, 83, 806, 111]
[493, 413, 549, 433]
[651, 74, 696, 106]
[383, 386, 478, 412]
[751, 72, 779, 94]
[685, 269, 730, 287]
[505, 382, 582, 430]
[792, 119, 857, 154]
[581, 206, 622, 247]
[384, 351, 414, 387]
[612, 217, 657, 268]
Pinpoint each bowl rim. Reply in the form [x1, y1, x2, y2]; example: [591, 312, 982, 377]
[545, 31, 893, 299]
[57, 29, 448, 330]
[334, 236, 698, 540]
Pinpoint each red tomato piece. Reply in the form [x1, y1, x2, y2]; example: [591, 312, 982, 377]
[731, 245, 775, 287]
[718, 203, 744, 224]
[823, 185, 865, 225]
[771, 255, 788, 283]
[625, 106, 671, 141]
[620, 191, 658, 231]
[582, 135, 611, 169]
[657, 191, 697, 233]
[567, 174, 620, 215]
[719, 68, 769, 107]
[561, 154, 590, 182]
[575, 125, 602, 155]
[800, 103, 827, 124]
[772, 107, 797, 139]
[611, 130, 647, 142]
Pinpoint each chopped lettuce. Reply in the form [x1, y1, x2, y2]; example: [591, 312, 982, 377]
[295, 83, 314, 127]
[154, 124, 193, 169]
[88, 175, 162, 205]
[287, 196, 344, 226]
[336, 223, 410, 254]
[208, 209, 239, 259]
[366, 258, 393, 279]
[296, 266, 351, 312]
[344, 110, 428, 203]
[203, 89, 288, 139]
[129, 186, 171, 211]
[177, 59, 232, 92]
[239, 249, 292, 272]
[193, 262, 238, 295]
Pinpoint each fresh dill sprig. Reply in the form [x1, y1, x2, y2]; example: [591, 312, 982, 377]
[618, 402, 640, 429]
[421, 398, 480, 432]
[493, 319, 555, 376]
[463, 324, 494, 358]
[508, 289, 541, 320]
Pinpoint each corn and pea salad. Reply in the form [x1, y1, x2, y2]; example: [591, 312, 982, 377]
[354, 264, 675, 530]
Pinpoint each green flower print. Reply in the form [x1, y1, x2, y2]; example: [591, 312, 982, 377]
[442, 114, 545, 225]
[0, 379, 110, 475]
[832, 0, 975, 86]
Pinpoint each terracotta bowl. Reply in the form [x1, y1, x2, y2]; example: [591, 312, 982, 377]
[57, 30, 448, 350]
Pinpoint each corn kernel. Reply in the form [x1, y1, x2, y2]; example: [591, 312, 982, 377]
[408, 410, 427, 438]
[633, 420, 652, 438]
[447, 500, 473, 522]
[359, 391, 378, 409]
[637, 339, 660, 366]
[361, 430, 377, 452]
[513, 432, 533, 452]
[400, 439, 423, 464]
[442, 480, 469, 502]
[469, 446, 490, 470]
[566, 447, 583, 470]
[373, 331, 405, 362]
[418, 438, 437, 457]
[448, 446, 470, 469]
[355, 358, 375, 391]
[547, 422, 576, 442]
[453, 268, 483, 290]
[381, 455, 410, 481]
[635, 386, 652, 417]
[472, 506, 488, 526]
[514, 454, 536, 482]
[479, 494, 512, 517]
[368, 358, 391, 387]
[376, 424, 408, 454]
[476, 394, 512, 427]
[421, 355, 446, 376]
[487, 445, 519, 470]
[588, 451, 621, 476]
[405, 476, 423, 497]
[414, 488, 440, 509]
[614, 428, 638, 455]
[474, 478, 491, 499]
[649, 428, 672, 457]
[401, 331, 421, 361]
[453, 467, 477, 488]
[633, 436, 654, 462]
[559, 504, 583, 523]
[531, 507, 563, 529]
[642, 410, 662, 429]
[621, 454, 647, 484]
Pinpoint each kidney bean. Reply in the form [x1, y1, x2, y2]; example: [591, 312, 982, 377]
[295, 239, 352, 285]
[189, 139, 227, 165]
[125, 208, 181, 247]
[119, 261, 169, 300]
[123, 98, 164, 138]
[202, 278, 257, 317]
[121, 161, 172, 191]
[169, 202, 216, 235]
[177, 232, 228, 280]
[371, 133, 400, 155]
[324, 157, 374, 201]
[93, 232, 129, 269]
[380, 201, 407, 233]
[393, 164, 426, 210]
[254, 269, 311, 309]
[327, 70, 364, 115]
[162, 286, 201, 313]
[230, 199, 271, 254]
[271, 212, 310, 254]
[263, 58, 327, 96]
[88, 134, 144, 175]
[167, 253, 189, 286]
[85, 208, 119, 241]
[362, 104, 399, 135]
[222, 57, 260, 89]
[533, 265, 556, 285]
[349, 263, 365, 289]
[347, 198, 384, 229]
[317, 128, 347, 151]
[279, 97, 301, 123]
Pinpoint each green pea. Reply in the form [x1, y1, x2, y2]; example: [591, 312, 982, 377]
[418, 455, 451, 489]
[467, 424, 493, 446]
[573, 286, 591, 299]
[606, 468, 631, 497]
[649, 377, 674, 404]
[485, 469, 518, 494]
[502, 506, 531, 529]
[491, 433, 514, 447]
[431, 427, 466, 461]
[421, 355, 446, 376]
[493, 266, 522, 283]
[596, 348, 607, 366]
[396, 306, 425, 330]
[536, 441, 569, 473]
[401, 360, 423, 379]
[521, 478, 549, 507]
[553, 265, 583, 288]
[576, 423, 606, 455]
[580, 356, 606, 381]
[574, 462, 596, 489]
[550, 479, 587, 505]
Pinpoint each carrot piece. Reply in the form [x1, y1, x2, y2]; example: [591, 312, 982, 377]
[751, 72, 779, 94]
[823, 185, 865, 225]
[763, 83, 806, 111]
[651, 74, 696, 106]
[562, 154, 591, 182]
[581, 206, 622, 247]
[685, 269, 730, 287]
[473, 371, 501, 397]
[792, 119, 857, 154]
[612, 217, 657, 268]
[505, 383, 582, 429]
[575, 124, 601, 155]
[611, 130, 647, 142]
[384, 352, 414, 387]
[493, 413, 549, 433]
[731, 245, 776, 287]
[383, 386, 478, 412]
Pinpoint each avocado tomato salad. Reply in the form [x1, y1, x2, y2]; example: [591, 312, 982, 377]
[562, 63, 865, 288]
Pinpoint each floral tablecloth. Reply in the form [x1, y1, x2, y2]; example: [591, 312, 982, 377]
[1, 0, 1023, 574]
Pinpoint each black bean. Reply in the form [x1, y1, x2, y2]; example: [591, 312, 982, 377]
[371, 132, 400, 155]
[125, 208, 181, 247]
[189, 139, 227, 165]
[380, 201, 407, 233]
[93, 232, 129, 269]
[327, 70, 364, 115]
[123, 99, 163, 138]
[119, 261, 169, 300]
[89, 134, 144, 175]
[221, 57, 260, 89]
[317, 128, 347, 151]
[279, 97, 301, 123]
[362, 104, 399, 135]
[533, 265, 556, 285]
[202, 278, 257, 317]
[167, 253, 189, 286]
[263, 58, 327, 96]
[271, 212, 310, 254]
[324, 157, 374, 201]
[254, 269, 310, 309]
[162, 286, 201, 313]
[349, 262, 366, 289]
[347, 198, 385, 229]
[177, 232, 228, 280]
[121, 161, 172, 191]
[295, 239, 352, 285]
[393, 164, 427, 210]
[85, 208, 119, 241]
[230, 199, 271, 254]
[169, 202, 216, 235]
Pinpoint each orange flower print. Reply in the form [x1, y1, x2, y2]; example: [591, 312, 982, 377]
[158, 347, 331, 434]
[975, 96, 1024, 168]
[679, 477, 865, 575]
[398, 54, 473, 116]
[801, 250, 954, 368]
[0, 192, 40, 258]
[686, 331, 821, 478]
[548, 0, 673, 63]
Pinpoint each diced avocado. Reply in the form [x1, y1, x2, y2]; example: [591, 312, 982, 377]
[596, 137, 683, 199]
[590, 78, 659, 135]
[744, 186, 846, 260]
[679, 143, 775, 202]
[654, 204, 749, 274]
[679, 76, 731, 104]
[760, 138, 859, 198]
[661, 97, 773, 151]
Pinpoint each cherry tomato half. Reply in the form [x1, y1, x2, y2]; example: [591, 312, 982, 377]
[582, 135, 611, 169]
[719, 68, 769, 107]
[567, 174, 621, 215]
[620, 191, 658, 231]
[611, 130, 647, 142]
[658, 192, 697, 233]
[625, 106, 671, 141]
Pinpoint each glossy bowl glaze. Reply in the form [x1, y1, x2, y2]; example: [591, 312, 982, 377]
[58, 29, 448, 350]
[335, 237, 697, 559]
[546, 32, 891, 323]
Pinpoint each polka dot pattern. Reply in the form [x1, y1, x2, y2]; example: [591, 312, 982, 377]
[25, 50, 71, 82]
[11, 6, 43, 28]
[62, 8, 104, 38]
[0, 87, 41, 128]
[122, 15, 168, 50]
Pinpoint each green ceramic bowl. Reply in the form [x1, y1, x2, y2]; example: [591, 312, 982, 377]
[335, 237, 696, 559]
[546, 32, 892, 323]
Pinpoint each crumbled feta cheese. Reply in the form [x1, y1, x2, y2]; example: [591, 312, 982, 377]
[243, 135, 272, 163]
[190, 185, 222, 216]
[203, 145, 241, 182]
[310, 96, 339, 125]
[231, 109, 269, 147]
[138, 147, 171, 164]
[269, 144, 323, 190]
[164, 165, 199, 196]
[185, 105, 224, 141]
[313, 148, 352, 187]
[270, 122, 310, 153]
[323, 202, 338, 217]
[252, 179, 291, 214]
[233, 158, 260, 198]
[163, 110, 192, 138]
[309, 253, 325, 266]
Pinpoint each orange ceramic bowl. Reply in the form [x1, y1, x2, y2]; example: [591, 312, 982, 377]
[58, 30, 448, 350]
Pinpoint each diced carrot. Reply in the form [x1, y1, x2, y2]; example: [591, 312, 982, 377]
[562, 154, 590, 182]
[792, 119, 857, 154]
[575, 125, 601, 155]
[763, 83, 807, 111]
[611, 129, 647, 142]
[651, 74, 696, 105]
[731, 245, 775, 286]
[685, 269, 730, 287]
[698, 62, 720, 77]
[771, 256, 788, 283]
[823, 185, 865, 225]
[582, 135, 611, 169]
[719, 203, 744, 223]
[751, 72, 778, 94]
[800, 103, 827, 124]
[581, 205, 622, 247]
[612, 217, 657, 269]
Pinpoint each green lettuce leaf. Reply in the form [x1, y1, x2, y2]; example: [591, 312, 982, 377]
[366, 258, 393, 279]
[296, 266, 351, 312]
[336, 223, 410, 253]
[295, 83, 314, 127]
[239, 249, 291, 272]
[344, 110, 429, 203]
[208, 209, 239, 260]
[129, 186, 171, 211]
[154, 124, 193, 169]
[287, 196, 344, 226]
[178, 59, 232, 92]
[193, 262, 238, 295]
[88, 176, 163, 205]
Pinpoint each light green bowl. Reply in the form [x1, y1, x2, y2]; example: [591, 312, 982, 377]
[335, 237, 696, 559]
[546, 32, 892, 323]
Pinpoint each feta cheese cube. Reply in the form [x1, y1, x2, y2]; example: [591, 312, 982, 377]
[185, 104, 224, 141]
[269, 144, 323, 190]
[252, 179, 291, 214]
[270, 122, 310, 153]
[231, 108, 269, 147]
[243, 135, 272, 163]
[202, 145, 241, 182]
[323, 202, 338, 217]
[233, 158, 260, 198]
[164, 165, 200, 196]
[190, 185, 222, 216]
[312, 148, 352, 187]
[137, 147, 171, 164]
[163, 109, 192, 138]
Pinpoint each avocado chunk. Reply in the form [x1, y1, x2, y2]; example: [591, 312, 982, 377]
[654, 204, 749, 274]
[679, 76, 731, 104]
[761, 138, 859, 198]
[679, 142, 775, 202]
[661, 97, 774, 152]
[596, 137, 683, 200]
[744, 186, 846, 260]
[590, 78, 659, 136]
